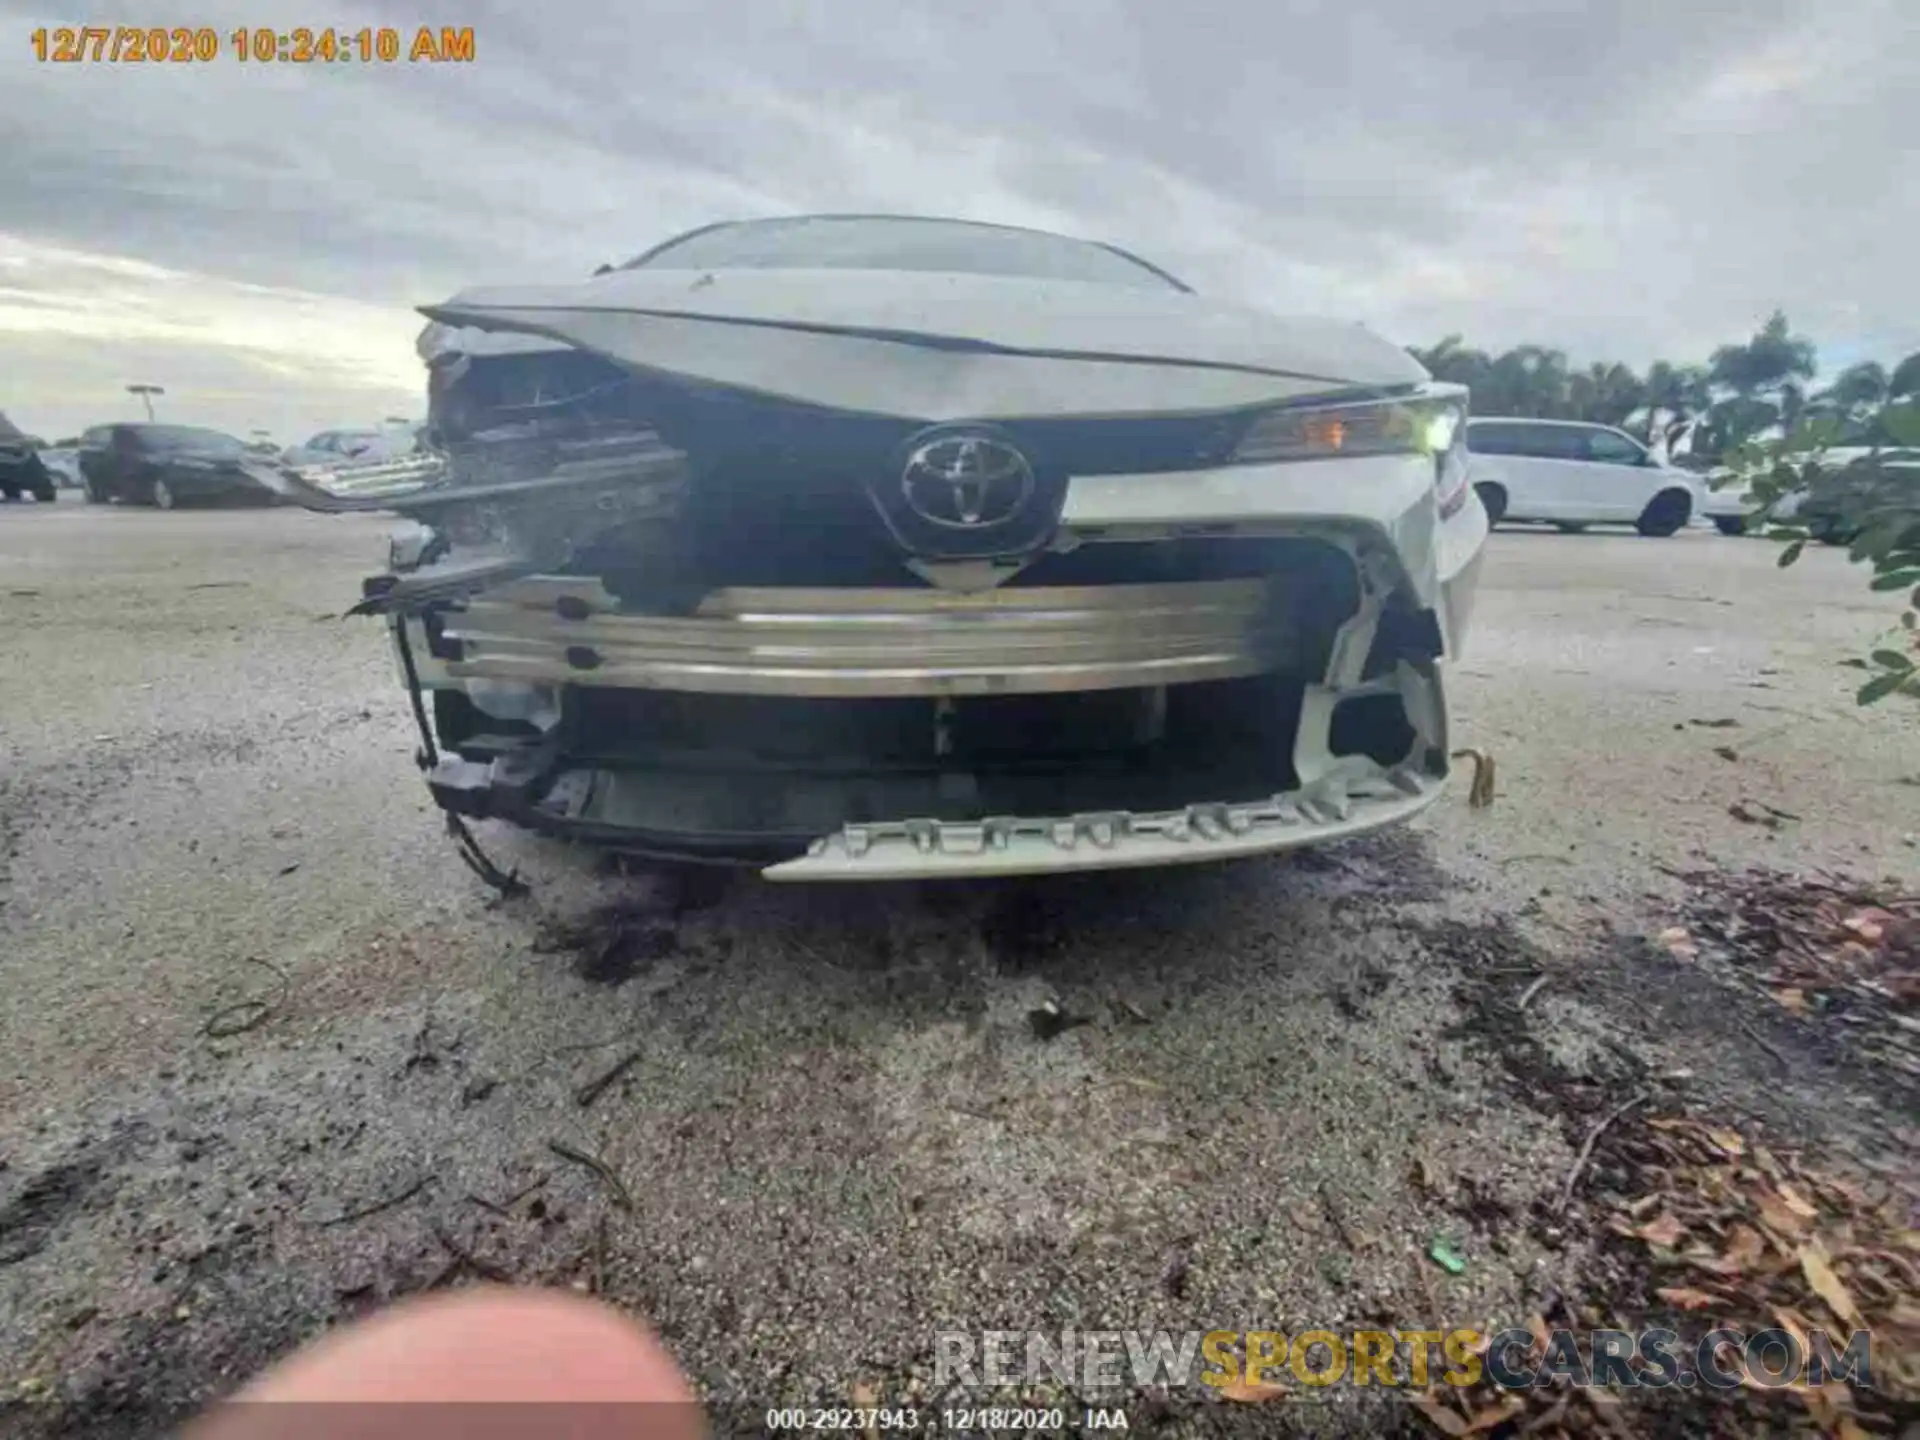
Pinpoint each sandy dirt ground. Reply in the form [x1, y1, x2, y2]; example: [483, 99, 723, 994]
[1, 501, 1915, 1437]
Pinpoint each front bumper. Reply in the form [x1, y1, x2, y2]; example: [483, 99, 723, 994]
[422, 742, 1446, 880]
[390, 450, 1484, 879]
[439, 577, 1306, 698]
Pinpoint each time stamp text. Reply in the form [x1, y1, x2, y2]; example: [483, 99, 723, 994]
[30, 25, 476, 64]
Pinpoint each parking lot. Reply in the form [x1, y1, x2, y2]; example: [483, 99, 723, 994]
[2, 502, 1917, 1436]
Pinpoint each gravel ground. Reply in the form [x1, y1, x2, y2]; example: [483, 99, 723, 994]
[1, 502, 1916, 1438]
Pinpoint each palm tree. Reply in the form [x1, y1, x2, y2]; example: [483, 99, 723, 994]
[1707, 310, 1817, 398]
[1818, 360, 1889, 414]
[1697, 310, 1819, 456]
[1408, 336, 1492, 396]
[1406, 324, 1915, 465]
[1889, 351, 1920, 401]
[1807, 360, 1893, 443]
[1637, 361, 1713, 452]
[1566, 361, 1646, 428]
[1476, 346, 1570, 417]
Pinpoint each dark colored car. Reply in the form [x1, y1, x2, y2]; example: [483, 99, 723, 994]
[0, 411, 57, 502]
[77, 423, 280, 509]
[1796, 448, 1920, 546]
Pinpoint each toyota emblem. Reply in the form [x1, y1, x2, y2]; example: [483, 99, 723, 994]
[899, 432, 1035, 529]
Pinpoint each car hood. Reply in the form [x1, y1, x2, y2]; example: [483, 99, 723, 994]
[418, 268, 1429, 421]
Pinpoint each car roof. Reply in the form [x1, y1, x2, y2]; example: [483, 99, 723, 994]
[126, 422, 239, 440]
[621, 213, 1194, 293]
[1468, 416, 1624, 431]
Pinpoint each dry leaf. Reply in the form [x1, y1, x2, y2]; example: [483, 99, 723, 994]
[1220, 1378, 1289, 1404]
[850, 1382, 878, 1407]
[1656, 1286, 1723, 1310]
[1756, 1186, 1814, 1237]
[1460, 1397, 1525, 1433]
[1797, 1381, 1857, 1434]
[1527, 1314, 1553, 1358]
[1775, 1183, 1819, 1219]
[1817, 1174, 1870, 1209]
[1837, 1418, 1872, 1440]
[1636, 1213, 1686, 1248]
[1657, 926, 1699, 961]
[1799, 1241, 1863, 1327]
[1410, 1392, 1468, 1437]
[1723, 1224, 1765, 1268]
[1704, 1127, 1746, 1156]
[1840, 912, 1888, 943]
[1771, 1307, 1815, 1357]
[1694, 1223, 1765, 1276]
[1772, 987, 1808, 1014]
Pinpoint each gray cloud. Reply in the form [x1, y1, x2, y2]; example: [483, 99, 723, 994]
[2, 0, 1914, 440]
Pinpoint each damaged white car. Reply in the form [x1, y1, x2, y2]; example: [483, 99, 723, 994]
[256, 216, 1488, 881]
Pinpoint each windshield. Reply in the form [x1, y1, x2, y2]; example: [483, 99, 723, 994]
[622, 216, 1189, 291]
[141, 425, 245, 454]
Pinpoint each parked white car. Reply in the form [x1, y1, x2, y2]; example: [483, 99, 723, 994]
[282, 428, 417, 468]
[1700, 470, 1801, 535]
[1467, 417, 1705, 536]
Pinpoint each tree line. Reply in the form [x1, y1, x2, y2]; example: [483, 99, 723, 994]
[1408, 312, 1920, 465]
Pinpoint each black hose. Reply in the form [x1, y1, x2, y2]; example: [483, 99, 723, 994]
[392, 614, 528, 900]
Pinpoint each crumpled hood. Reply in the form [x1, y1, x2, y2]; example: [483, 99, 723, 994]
[418, 268, 1430, 422]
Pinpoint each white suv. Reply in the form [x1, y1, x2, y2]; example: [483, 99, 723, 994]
[1467, 417, 1704, 536]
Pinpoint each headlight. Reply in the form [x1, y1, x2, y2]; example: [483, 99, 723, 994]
[1230, 388, 1466, 464]
[1229, 385, 1471, 515]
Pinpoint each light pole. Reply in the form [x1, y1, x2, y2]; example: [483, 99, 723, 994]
[127, 384, 165, 420]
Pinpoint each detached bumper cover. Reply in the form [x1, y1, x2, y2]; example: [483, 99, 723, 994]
[424, 748, 1446, 879]
[763, 760, 1442, 880]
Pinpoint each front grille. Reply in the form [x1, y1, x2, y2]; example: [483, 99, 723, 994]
[1007, 412, 1242, 475]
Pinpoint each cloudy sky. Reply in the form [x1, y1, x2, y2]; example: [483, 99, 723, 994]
[2, 0, 1913, 441]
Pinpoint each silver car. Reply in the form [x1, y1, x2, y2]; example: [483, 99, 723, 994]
[281, 428, 417, 468]
[256, 215, 1488, 881]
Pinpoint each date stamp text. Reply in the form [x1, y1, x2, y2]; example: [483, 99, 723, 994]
[30, 25, 475, 64]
